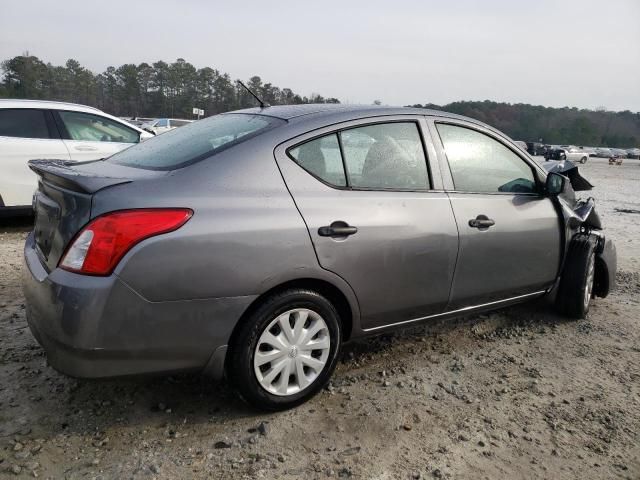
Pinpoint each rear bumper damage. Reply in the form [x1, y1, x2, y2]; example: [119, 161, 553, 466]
[22, 233, 253, 379]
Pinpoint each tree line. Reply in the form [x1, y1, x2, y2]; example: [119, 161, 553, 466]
[0, 54, 339, 118]
[1, 55, 638, 147]
[411, 101, 640, 147]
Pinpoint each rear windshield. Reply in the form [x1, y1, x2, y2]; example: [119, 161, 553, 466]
[107, 113, 284, 170]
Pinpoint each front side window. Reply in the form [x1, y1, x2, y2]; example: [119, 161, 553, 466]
[108, 113, 283, 170]
[59, 111, 139, 143]
[436, 123, 537, 194]
[156, 119, 169, 128]
[288, 121, 429, 191]
[0, 109, 50, 139]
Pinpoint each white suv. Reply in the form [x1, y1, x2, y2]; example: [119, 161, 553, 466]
[0, 100, 153, 214]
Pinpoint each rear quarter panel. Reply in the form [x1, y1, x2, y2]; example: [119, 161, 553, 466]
[93, 137, 360, 323]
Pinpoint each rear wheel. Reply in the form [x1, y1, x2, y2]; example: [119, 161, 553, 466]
[228, 289, 341, 410]
[556, 234, 597, 318]
[580, 156, 588, 164]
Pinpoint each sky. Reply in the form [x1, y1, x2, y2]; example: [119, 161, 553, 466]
[1, 0, 639, 111]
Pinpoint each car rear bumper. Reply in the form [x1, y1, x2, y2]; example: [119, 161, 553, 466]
[22, 233, 255, 379]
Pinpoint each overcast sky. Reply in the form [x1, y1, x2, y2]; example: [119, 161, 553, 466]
[1, 0, 639, 111]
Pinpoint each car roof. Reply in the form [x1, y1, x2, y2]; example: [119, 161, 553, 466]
[230, 103, 498, 132]
[0, 99, 104, 114]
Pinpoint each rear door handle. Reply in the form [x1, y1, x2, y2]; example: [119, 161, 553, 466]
[318, 221, 358, 238]
[468, 215, 495, 229]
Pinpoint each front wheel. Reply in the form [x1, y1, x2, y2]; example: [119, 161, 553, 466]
[227, 289, 342, 410]
[556, 234, 597, 318]
[580, 156, 588, 164]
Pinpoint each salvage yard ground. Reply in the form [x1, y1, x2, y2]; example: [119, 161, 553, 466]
[0, 157, 639, 479]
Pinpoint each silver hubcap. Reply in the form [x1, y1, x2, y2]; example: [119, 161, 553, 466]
[584, 253, 595, 311]
[254, 308, 331, 396]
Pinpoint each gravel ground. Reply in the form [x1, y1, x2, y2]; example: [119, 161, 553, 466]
[0, 157, 639, 479]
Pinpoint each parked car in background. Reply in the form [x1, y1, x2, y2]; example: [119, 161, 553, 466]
[22, 104, 616, 410]
[142, 118, 193, 135]
[594, 147, 613, 158]
[626, 148, 640, 159]
[526, 142, 546, 156]
[544, 146, 567, 160]
[563, 146, 590, 164]
[611, 148, 629, 158]
[0, 100, 153, 215]
[121, 117, 155, 128]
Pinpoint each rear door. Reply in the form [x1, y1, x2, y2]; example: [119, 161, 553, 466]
[54, 110, 140, 161]
[275, 117, 459, 331]
[0, 108, 70, 207]
[428, 118, 561, 309]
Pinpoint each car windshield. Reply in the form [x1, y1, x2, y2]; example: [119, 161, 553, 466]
[107, 113, 284, 170]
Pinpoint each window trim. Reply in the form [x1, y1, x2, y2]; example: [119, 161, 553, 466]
[53, 109, 140, 143]
[285, 118, 434, 192]
[0, 108, 60, 140]
[433, 119, 544, 196]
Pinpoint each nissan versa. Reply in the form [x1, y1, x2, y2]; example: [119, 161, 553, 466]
[22, 104, 616, 410]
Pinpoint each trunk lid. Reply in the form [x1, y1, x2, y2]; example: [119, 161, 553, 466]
[28, 159, 163, 271]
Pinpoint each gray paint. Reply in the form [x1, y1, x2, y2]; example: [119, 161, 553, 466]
[22, 105, 616, 381]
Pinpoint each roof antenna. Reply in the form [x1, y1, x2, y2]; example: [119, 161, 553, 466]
[238, 81, 270, 109]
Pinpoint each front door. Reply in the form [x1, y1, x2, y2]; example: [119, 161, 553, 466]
[55, 110, 139, 161]
[431, 120, 562, 309]
[275, 118, 459, 330]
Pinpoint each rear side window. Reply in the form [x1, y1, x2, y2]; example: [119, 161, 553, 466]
[107, 114, 284, 170]
[288, 121, 429, 190]
[289, 134, 347, 186]
[0, 109, 51, 139]
[341, 123, 428, 190]
[436, 123, 537, 194]
[58, 111, 139, 144]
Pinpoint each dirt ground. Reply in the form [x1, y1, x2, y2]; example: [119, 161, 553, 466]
[1, 157, 639, 479]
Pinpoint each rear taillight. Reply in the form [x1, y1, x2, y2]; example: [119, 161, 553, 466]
[59, 209, 193, 276]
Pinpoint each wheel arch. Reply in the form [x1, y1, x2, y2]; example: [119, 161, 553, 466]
[226, 277, 358, 362]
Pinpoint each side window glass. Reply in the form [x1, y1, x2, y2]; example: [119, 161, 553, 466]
[341, 122, 428, 190]
[0, 109, 50, 139]
[436, 124, 536, 194]
[156, 119, 169, 127]
[289, 134, 346, 187]
[59, 111, 139, 143]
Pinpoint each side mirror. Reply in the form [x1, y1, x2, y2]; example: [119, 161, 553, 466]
[545, 172, 565, 196]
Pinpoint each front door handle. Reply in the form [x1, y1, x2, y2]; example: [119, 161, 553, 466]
[73, 145, 98, 152]
[318, 221, 358, 238]
[468, 215, 495, 229]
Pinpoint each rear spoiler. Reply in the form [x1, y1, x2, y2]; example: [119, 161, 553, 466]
[28, 159, 131, 194]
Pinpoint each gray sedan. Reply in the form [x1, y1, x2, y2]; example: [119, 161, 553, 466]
[23, 105, 616, 410]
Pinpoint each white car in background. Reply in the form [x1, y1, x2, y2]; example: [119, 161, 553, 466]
[141, 118, 193, 135]
[0, 100, 153, 214]
[560, 146, 590, 164]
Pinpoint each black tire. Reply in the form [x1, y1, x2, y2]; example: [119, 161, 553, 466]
[556, 234, 597, 319]
[227, 289, 342, 411]
[580, 156, 588, 164]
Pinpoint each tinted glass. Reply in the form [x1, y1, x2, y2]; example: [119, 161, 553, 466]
[171, 120, 190, 127]
[289, 134, 346, 187]
[0, 109, 50, 139]
[59, 111, 139, 143]
[108, 114, 283, 170]
[436, 124, 536, 194]
[341, 122, 428, 189]
[156, 119, 168, 127]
